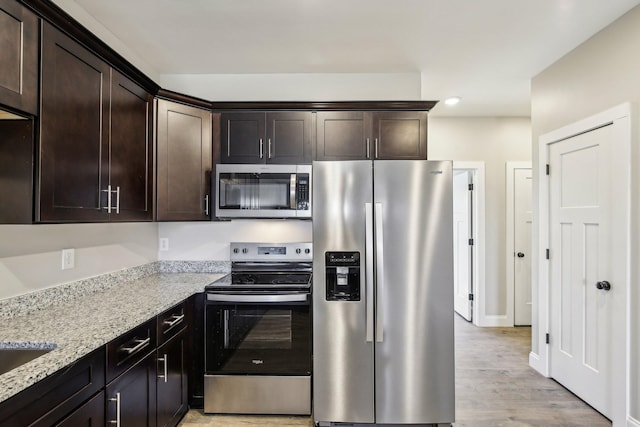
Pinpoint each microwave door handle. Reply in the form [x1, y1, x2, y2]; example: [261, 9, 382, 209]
[290, 174, 297, 209]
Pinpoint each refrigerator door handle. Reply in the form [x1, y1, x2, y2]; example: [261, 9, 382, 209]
[365, 202, 375, 342]
[375, 202, 384, 343]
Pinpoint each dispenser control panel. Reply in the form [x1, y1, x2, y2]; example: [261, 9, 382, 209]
[325, 251, 361, 301]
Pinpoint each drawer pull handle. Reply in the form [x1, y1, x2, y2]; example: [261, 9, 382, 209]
[120, 337, 150, 355]
[163, 314, 185, 329]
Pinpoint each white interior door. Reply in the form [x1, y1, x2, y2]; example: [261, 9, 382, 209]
[548, 123, 625, 419]
[514, 168, 532, 326]
[453, 170, 472, 321]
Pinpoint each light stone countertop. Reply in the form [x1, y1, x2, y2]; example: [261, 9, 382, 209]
[0, 271, 227, 404]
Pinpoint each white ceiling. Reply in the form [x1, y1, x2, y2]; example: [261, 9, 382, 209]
[54, 0, 640, 116]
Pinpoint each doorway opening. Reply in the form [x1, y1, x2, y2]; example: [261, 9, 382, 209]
[452, 162, 485, 326]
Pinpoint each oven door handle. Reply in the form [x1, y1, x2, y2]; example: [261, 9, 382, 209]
[206, 293, 309, 303]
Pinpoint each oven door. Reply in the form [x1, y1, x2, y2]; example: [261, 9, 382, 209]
[205, 293, 311, 376]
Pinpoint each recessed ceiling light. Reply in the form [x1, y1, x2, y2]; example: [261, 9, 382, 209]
[444, 96, 461, 106]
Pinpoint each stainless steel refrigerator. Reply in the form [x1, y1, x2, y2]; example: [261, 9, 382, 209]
[312, 160, 454, 426]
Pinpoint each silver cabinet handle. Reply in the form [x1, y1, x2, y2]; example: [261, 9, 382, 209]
[102, 184, 113, 213]
[158, 354, 168, 383]
[102, 185, 120, 214]
[108, 392, 121, 426]
[366, 138, 371, 159]
[163, 313, 185, 328]
[259, 138, 264, 158]
[365, 203, 374, 342]
[207, 293, 308, 303]
[204, 194, 210, 216]
[121, 337, 150, 355]
[268, 138, 272, 159]
[115, 186, 120, 214]
[375, 202, 384, 342]
[375, 138, 379, 159]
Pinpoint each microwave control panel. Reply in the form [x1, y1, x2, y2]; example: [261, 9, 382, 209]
[296, 174, 310, 211]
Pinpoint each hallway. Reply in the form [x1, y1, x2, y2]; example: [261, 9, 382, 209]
[179, 315, 610, 427]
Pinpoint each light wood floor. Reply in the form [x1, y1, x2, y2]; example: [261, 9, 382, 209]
[179, 315, 610, 427]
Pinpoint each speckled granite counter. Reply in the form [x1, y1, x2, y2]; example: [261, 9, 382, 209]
[0, 266, 228, 404]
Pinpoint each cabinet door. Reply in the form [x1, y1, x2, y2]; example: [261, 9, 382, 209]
[266, 112, 312, 164]
[157, 99, 212, 221]
[315, 111, 371, 161]
[0, 0, 38, 115]
[106, 352, 157, 427]
[157, 330, 188, 427]
[220, 112, 265, 163]
[0, 118, 33, 223]
[371, 111, 427, 160]
[39, 22, 110, 222]
[110, 71, 153, 221]
[55, 391, 105, 427]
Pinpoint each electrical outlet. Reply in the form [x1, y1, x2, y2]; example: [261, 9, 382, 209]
[61, 248, 75, 270]
[159, 238, 169, 251]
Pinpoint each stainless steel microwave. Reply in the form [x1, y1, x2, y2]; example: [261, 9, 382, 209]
[215, 164, 311, 218]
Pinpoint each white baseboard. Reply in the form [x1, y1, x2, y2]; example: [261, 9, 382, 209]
[529, 351, 548, 377]
[477, 314, 511, 327]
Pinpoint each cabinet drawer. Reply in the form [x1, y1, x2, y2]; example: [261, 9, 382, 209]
[157, 301, 187, 345]
[0, 347, 105, 426]
[106, 318, 156, 383]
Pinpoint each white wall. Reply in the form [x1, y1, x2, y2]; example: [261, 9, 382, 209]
[0, 223, 158, 300]
[531, 5, 640, 423]
[158, 220, 312, 261]
[429, 117, 532, 323]
[159, 72, 421, 102]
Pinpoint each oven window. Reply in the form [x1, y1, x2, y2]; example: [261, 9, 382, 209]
[226, 308, 292, 350]
[218, 173, 292, 210]
[205, 303, 311, 375]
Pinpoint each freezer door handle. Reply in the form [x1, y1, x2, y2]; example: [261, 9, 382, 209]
[375, 202, 384, 343]
[365, 202, 375, 342]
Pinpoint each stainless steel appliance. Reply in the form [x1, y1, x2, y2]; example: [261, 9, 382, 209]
[204, 242, 312, 415]
[215, 164, 311, 218]
[313, 160, 455, 426]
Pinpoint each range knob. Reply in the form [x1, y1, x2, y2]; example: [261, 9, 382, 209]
[305, 248, 311, 254]
[233, 248, 239, 254]
[296, 248, 302, 254]
[242, 248, 248, 254]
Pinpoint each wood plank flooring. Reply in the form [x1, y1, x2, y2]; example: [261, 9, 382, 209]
[179, 315, 610, 427]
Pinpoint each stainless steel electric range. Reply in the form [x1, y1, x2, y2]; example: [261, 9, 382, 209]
[203, 242, 312, 415]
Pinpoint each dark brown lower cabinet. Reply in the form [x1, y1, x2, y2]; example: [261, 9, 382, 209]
[106, 351, 157, 427]
[0, 348, 105, 426]
[55, 391, 105, 427]
[157, 329, 188, 427]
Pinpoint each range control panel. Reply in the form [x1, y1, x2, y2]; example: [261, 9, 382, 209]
[325, 251, 361, 301]
[230, 242, 312, 262]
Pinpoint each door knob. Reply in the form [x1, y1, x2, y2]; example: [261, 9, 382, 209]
[596, 281, 611, 291]
[517, 252, 525, 258]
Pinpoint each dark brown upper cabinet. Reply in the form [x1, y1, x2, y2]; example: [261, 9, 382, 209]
[109, 70, 154, 222]
[316, 111, 428, 161]
[156, 99, 212, 221]
[38, 22, 153, 222]
[220, 111, 312, 164]
[0, 0, 38, 116]
[0, 117, 34, 223]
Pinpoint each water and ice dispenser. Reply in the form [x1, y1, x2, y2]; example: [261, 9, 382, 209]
[325, 251, 361, 301]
